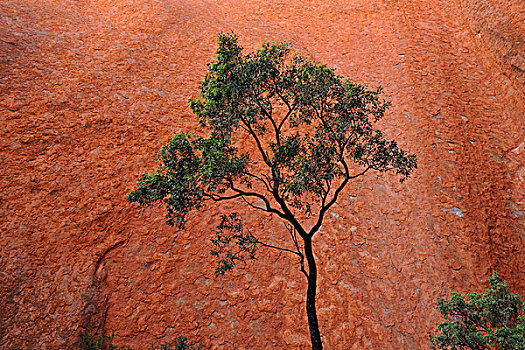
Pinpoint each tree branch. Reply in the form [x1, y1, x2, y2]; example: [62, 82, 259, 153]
[205, 193, 245, 201]
[285, 224, 308, 278]
[308, 162, 371, 237]
[251, 222, 308, 278]
[240, 196, 269, 213]
[256, 240, 302, 257]
[229, 183, 288, 220]
[249, 92, 282, 147]
[270, 187, 308, 239]
[271, 75, 297, 134]
[245, 171, 272, 192]
[241, 118, 272, 167]
[277, 106, 294, 133]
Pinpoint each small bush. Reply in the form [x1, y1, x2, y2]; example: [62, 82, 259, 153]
[79, 330, 130, 350]
[430, 272, 525, 350]
[80, 331, 199, 350]
[148, 334, 201, 350]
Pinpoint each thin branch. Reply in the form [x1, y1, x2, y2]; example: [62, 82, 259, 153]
[320, 182, 329, 209]
[262, 173, 273, 184]
[211, 180, 308, 248]
[240, 196, 268, 213]
[256, 240, 302, 257]
[285, 224, 308, 278]
[347, 166, 371, 180]
[309, 163, 371, 237]
[253, 97, 274, 122]
[244, 223, 307, 278]
[241, 118, 272, 167]
[326, 165, 370, 210]
[254, 222, 309, 279]
[271, 75, 292, 111]
[298, 253, 308, 278]
[276, 92, 298, 133]
[277, 106, 294, 133]
[313, 175, 329, 199]
[241, 121, 287, 213]
[286, 223, 301, 253]
[258, 239, 308, 279]
[271, 75, 297, 134]
[245, 171, 272, 192]
[206, 193, 245, 201]
[340, 125, 357, 152]
[249, 92, 281, 147]
[316, 104, 341, 145]
[238, 123, 250, 134]
[324, 177, 332, 194]
[229, 183, 287, 220]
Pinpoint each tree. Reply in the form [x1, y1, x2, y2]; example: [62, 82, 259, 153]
[430, 272, 525, 350]
[127, 33, 417, 349]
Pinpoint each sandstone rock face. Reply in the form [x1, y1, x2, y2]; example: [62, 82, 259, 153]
[1, 0, 523, 348]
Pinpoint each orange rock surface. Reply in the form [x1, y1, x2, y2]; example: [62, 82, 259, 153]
[1, 0, 524, 348]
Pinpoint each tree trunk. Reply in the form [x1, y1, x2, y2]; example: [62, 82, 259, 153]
[304, 236, 323, 350]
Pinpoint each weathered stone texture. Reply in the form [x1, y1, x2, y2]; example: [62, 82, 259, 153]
[1, 0, 523, 348]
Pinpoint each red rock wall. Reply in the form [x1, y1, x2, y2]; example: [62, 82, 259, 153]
[1, 0, 523, 348]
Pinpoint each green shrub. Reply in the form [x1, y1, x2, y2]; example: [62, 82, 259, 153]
[79, 330, 130, 350]
[148, 334, 201, 350]
[79, 331, 199, 350]
[430, 272, 525, 350]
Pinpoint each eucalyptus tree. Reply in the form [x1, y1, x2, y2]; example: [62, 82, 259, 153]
[128, 33, 417, 349]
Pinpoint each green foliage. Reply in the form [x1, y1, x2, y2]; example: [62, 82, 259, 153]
[430, 272, 525, 350]
[79, 330, 131, 350]
[148, 334, 201, 350]
[127, 132, 247, 229]
[210, 213, 258, 276]
[79, 331, 199, 350]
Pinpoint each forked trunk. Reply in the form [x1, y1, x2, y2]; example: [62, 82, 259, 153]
[304, 236, 323, 350]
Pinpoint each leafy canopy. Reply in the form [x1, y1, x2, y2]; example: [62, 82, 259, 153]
[127, 33, 417, 274]
[430, 272, 525, 350]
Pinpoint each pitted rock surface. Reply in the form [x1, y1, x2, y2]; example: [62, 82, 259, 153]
[1, 0, 524, 348]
